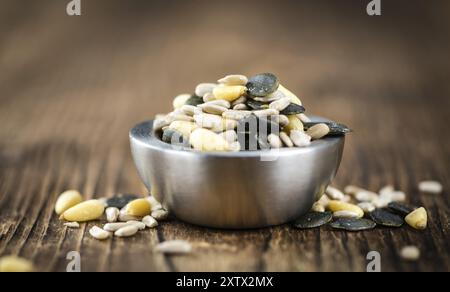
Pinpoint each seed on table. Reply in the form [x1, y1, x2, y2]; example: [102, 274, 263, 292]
[62, 200, 105, 222]
[372, 197, 392, 209]
[253, 109, 279, 118]
[400, 246, 421, 261]
[405, 207, 428, 230]
[219, 130, 238, 144]
[172, 94, 192, 109]
[297, 113, 311, 123]
[103, 222, 129, 232]
[279, 131, 294, 147]
[344, 185, 365, 196]
[246, 73, 279, 97]
[355, 190, 379, 202]
[190, 128, 231, 152]
[222, 110, 253, 121]
[370, 209, 404, 227]
[126, 220, 146, 230]
[333, 211, 361, 219]
[231, 96, 247, 107]
[55, 190, 83, 215]
[195, 83, 217, 97]
[106, 194, 140, 209]
[292, 212, 333, 229]
[418, 181, 443, 194]
[278, 84, 302, 105]
[269, 97, 291, 111]
[284, 115, 304, 134]
[327, 201, 364, 219]
[64, 222, 80, 229]
[388, 202, 415, 217]
[143, 216, 158, 228]
[325, 186, 345, 201]
[213, 85, 247, 102]
[115, 225, 139, 238]
[330, 218, 377, 231]
[199, 99, 231, 109]
[106, 207, 120, 223]
[180, 105, 203, 116]
[89, 226, 111, 240]
[202, 92, 216, 103]
[146, 195, 163, 211]
[233, 104, 249, 111]
[125, 199, 152, 217]
[268, 134, 282, 149]
[358, 202, 376, 214]
[312, 202, 326, 213]
[155, 240, 192, 254]
[152, 209, 169, 221]
[380, 191, 406, 202]
[306, 123, 330, 140]
[379, 185, 395, 197]
[118, 210, 142, 222]
[218, 74, 248, 86]
[0, 256, 35, 272]
[198, 104, 228, 115]
[290, 130, 311, 147]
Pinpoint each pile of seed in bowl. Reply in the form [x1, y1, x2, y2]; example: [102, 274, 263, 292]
[153, 73, 350, 152]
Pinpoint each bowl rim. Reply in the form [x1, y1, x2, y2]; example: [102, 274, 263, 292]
[129, 116, 345, 158]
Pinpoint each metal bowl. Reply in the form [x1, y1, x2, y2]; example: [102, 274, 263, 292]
[130, 117, 345, 229]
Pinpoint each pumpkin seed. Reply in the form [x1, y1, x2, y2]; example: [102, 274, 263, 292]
[0, 256, 35, 272]
[400, 246, 420, 261]
[290, 130, 311, 147]
[358, 202, 376, 214]
[152, 209, 169, 221]
[284, 115, 304, 134]
[180, 105, 203, 116]
[304, 122, 351, 136]
[106, 194, 139, 209]
[55, 190, 83, 215]
[246, 99, 268, 110]
[218, 75, 248, 86]
[306, 123, 330, 140]
[195, 83, 217, 97]
[231, 96, 247, 107]
[155, 240, 192, 254]
[213, 85, 247, 102]
[325, 186, 345, 201]
[125, 199, 152, 217]
[162, 128, 186, 145]
[312, 202, 326, 213]
[280, 103, 306, 115]
[89, 226, 112, 240]
[106, 207, 120, 223]
[115, 225, 139, 238]
[327, 201, 364, 219]
[64, 222, 80, 229]
[388, 202, 415, 217]
[405, 207, 427, 230]
[198, 104, 228, 115]
[246, 73, 279, 97]
[269, 97, 291, 112]
[143, 215, 158, 228]
[190, 128, 231, 152]
[279, 131, 294, 147]
[62, 200, 105, 222]
[418, 181, 443, 194]
[333, 211, 361, 219]
[222, 110, 253, 121]
[330, 218, 377, 231]
[173, 94, 192, 109]
[267, 134, 282, 149]
[185, 95, 204, 107]
[370, 209, 404, 227]
[292, 212, 333, 229]
[233, 104, 249, 111]
[253, 109, 279, 118]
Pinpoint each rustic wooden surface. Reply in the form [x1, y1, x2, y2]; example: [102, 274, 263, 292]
[0, 0, 449, 272]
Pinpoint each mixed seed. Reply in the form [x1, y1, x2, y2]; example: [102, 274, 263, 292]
[154, 73, 351, 152]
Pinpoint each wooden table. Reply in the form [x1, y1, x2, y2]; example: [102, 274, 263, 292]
[0, 0, 449, 272]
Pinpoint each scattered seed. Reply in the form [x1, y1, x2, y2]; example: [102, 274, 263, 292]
[233, 103, 249, 111]
[89, 226, 111, 240]
[246, 73, 279, 97]
[405, 207, 428, 230]
[115, 225, 139, 238]
[372, 197, 392, 209]
[380, 191, 406, 202]
[64, 222, 80, 229]
[126, 220, 146, 230]
[105, 207, 120, 223]
[400, 246, 421, 261]
[418, 181, 443, 194]
[330, 218, 377, 231]
[333, 210, 361, 219]
[292, 212, 333, 229]
[312, 202, 326, 213]
[388, 202, 415, 217]
[125, 199, 152, 217]
[290, 130, 311, 147]
[213, 85, 247, 102]
[152, 209, 169, 221]
[155, 240, 192, 254]
[118, 209, 142, 222]
[218, 75, 248, 86]
[103, 222, 130, 232]
[379, 185, 395, 197]
[344, 185, 364, 196]
[327, 201, 364, 219]
[62, 200, 105, 222]
[267, 134, 282, 149]
[0, 256, 35, 272]
[284, 115, 304, 134]
[279, 131, 294, 147]
[306, 123, 330, 140]
[325, 186, 345, 200]
[222, 110, 253, 120]
[143, 216, 158, 228]
[172, 94, 192, 109]
[146, 196, 163, 211]
[370, 209, 404, 227]
[106, 194, 140, 209]
[358, 202, 376, 214]
[195, 83, 217, 97]
[55, 190, 83, 215]
[355, 190, 379, 202]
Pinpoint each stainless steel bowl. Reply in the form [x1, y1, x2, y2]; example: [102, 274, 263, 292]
[130, 117, 345, 229]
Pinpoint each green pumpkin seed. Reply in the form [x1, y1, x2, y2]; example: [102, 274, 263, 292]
[246, 73, 279, 97]
[292, 212, 333, 229]
[185, 95, 204, 106]
[280, 103, 306, 115]
[304, 122, 351, 136]
[246, 99, 269, 110]
[369, 209, 404, 227]
[106, 194, 140, 209]
[330, 218, 377, 231]
[388, 202, 416, 217]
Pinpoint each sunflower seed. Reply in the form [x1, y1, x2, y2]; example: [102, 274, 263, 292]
[246, 99, 269, 110]
[115, 225, 139, 238]
[151, 209, 169, 221]
[200, 100, 231, 109]
[167, 113, 194, 123]
[89, 226, 112, 240]
[379, 185, 395, 197]
[330, 218, 377, 231]
[292, 212, 333, 229]
[267, 134, 282, 149]
[372, 197, 392, 208]
[327, 201, 364, 219]
[344, 185, 365, 196]
[400, 246, 421, 261]
[173, 94, 192, 109]
[155, 240, 192, 254]
[279, 131, 294, 147]
[231, 96, 247, 107]
[272, 115, 289, 127]
[418, 181, 443, 194]
[297, 113, 311, 123]
[269, 97, 291, 111]
[381, 191, 406, 202]
[355, 190, 379, 202]
[180, 105, 203, 116]
[106, 194, 139, 209]
[317, 195, 330, 208]
[126, 220, 146, 230]
[370, 209, 404, 227]
[185, 95, 204, 107]
[405, 207, 428, 230]
[306, 123, 330, 140]
[246, 73, 279, 97]
[326, 186, 345, 200]
[253, 109, 279, 118]
[118, 210, 142, 222]
[232, 104, 249, 111]
[142, 216, 158, 228]
[106, 207, 120, 223]
[304, 122, 351, 136]
[219, 130, 238, 144]
[190, 128, 232, 151]
[290, 130, 311, 147]
[198, 104, 228, 115]
[146, 195, 163, 211]
[333, 211, 361, 219]
[280, 103, 306, 115]
[195, 83, 217, 97]
[64, 222, 80, 229]
[103, 222, 130, 232]
[358, 202, 376, 214]
[218, 75, 248, 86]
[222, 110, 253, 121]
[203, 92, 216, 102]
[388, 202, 415, 217]
[312, 202, 326, 213]
[0, 256, 35, 272]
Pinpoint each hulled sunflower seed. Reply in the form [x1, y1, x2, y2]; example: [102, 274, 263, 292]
[333, 211, 361, 219]
[190, 128, 232, 152]
[218, 75, 248, 86]
[370, 209, 404, 227]
[246, 73, 279, 97]
[344, 185, 365, 196]
[195, 83, 217, 97]
[180, 105, 203, 116]
[104, 221, 145, 232]
[405, 207, 428, 230]
[106, 207, 120, 223]
[229, 141, 241, 152]
[252, 109, 279, 118]
[64, 222, 80, 229]
[155, 240, 192, 254]
[317, 195, 330, 208]
[0, 256, 35, 272]
[380, 191, 406, 202]
[118, 210, 142, 222]
[330, 218, 377, 231]
[115, 225, 139, 238]
[55, 190, 83, 215]
[168, 121, 198, 139]
[152, 209, 169, 221]
[325, 186, 345, 201]
[198, 104, 228, 115]
[400, 246, 421, 261]
[278, 84, 302, 105]
[233, 104, 249, 111]
[200, 100, 231, 109]
[219, 130, 238, 144]
[292, 212, 333, 229]
[267, 134, 282, 149]
[213, 85, 247, 102]
[173, 94, 192, 109]
[312, 202, 326, 213]
[269, 97, 291, 111]
[358, 202, 376, 214]
[222, 110, 253, 121]
[372, 197, 392, 209]
[279, 131, 294, 147]
[126, 220, 146, 230]
[290, 130, 311, 147]
[297, 113, 311, 123]
[203, 92, 216, 103]
[304, 122, 351, 136]
[167, 113, 194, 123]
[62, 200, 105, 222]
[306, 123, 330, 140]
[355, 190, 379, 202]
[379, 185, 395, 197]
[89, 226, 111, 240]
[146, 195, 163, 211]
[142, 216, 158, 228]
[418, 181, 443, 194]
[271, 115, 289, 127]
[231, 96, 247, 107]
[284, 115, 304, 134]
[327, 201, 364, 219]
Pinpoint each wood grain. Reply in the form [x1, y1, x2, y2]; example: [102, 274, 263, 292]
[0, 0, 449, 272]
